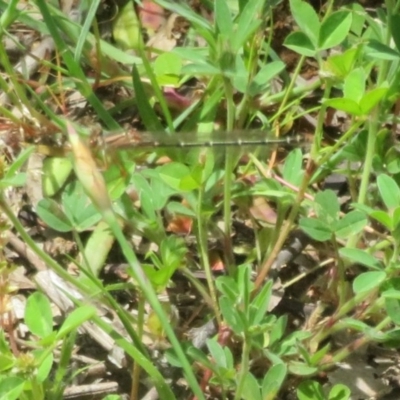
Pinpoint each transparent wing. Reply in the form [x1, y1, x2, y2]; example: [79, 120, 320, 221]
[102, 129, 308, 149]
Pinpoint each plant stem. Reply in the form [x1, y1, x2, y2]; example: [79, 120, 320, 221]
[222, 77, 236, 272]
[253, 156, 313, 291]
[196, 185, 222, 326]
[234, 338, 251, 400]
[131, 295, 145, 400]
[272, 55, 306, 124]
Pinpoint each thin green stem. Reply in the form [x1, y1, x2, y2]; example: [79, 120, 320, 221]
[312, 289, 383, 346]
[234, 339, 251, 400]
[310, 119, 365, 183]
[196, 185, 222, 326]
[261, 78, 322, 107]
[323, 0, 336, 18]
[331, 235, 348, 308]
[253, 79, 332, 291]
[322, 316, 392, 369]
[311, 80, 333, 157]
[131, 295, 145, 400]
[273, 55, 306, 124]
[253, 156, 313, 291]
[222, 77, 236, 272]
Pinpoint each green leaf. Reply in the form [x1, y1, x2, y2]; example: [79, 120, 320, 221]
[237, 264, 252, 313]
[56, 305, 96, 339]
[112, 1, 140, 50]
[248, 61, 285, 96]
[385, 298, 400, 325]
[3, 146, 34, 183]
[375, 328, 400, 345]
[242, 372, 262, 400]
[283, 149, 304, 185]
[216, 276, 238, 303]
[104, 161, 133, 201]
[0, 377, 25, 400]
[262, 364, 287, 400]
[25, 292, 53, 338]
[392, 207, 400, 231]
[83, 220, 115, 277]
[62, 181, 102, 231]
[158, 162, 200, 191]
[284, 31, 316, 56]
[269, 316, 287, 346]
[182, 62, 221, 75]
[382, 289, 400, 300]
[184, 346, 214, 370]
[276, 331, 312, 357]
[340, 318, 370, 332]
[251, 280, 273, 325]
[0, 173, 26, 188]
[0, 329, 12, 356]
[314, 190, 340, 222]
[323, 98, 362, 115]
[377, 174, 400, 210]
[339, 248, 383, 270]
[219, 296, 244, 334]
[173, 47, 209, 63]
[166, 201, 196, 217]
[353, 271, 386, 294]
[42, 157, 73, 197]
[366, 39, 400, 60]
[318, 11, 352, 50]
[343, 68, 365, 103]
[137, 171, 173, 210]
[299, 217, 332, 241]
[153, 52, 182, 86]
[0, 354, 14, 373]
[382, 278, 400, 301]
[215, 0, 234, 38]
[0, 330, 14, 372]
[289, 362, 318, 376]
[310, 343, 331, 365]
[154, 0, 213, 33]
[334, 211, 367, 238]
[328, 384, 351, 400]
[297, 380, 325, 400]
[35, 351, 53, 382]
[207, 339, 227, 368]
[233, 0, 264, 51]
[289, 0, 320, 45]
[132, 64, 164, 132]
[325, 47, 359, 78]
[232, 53, 248, 93]
[37, 198, 73, 232]
[359, 88, 388, 114]
[369, 210, 393, 230]
[390, 15, 400, 53]
[386, 149, 400, 174]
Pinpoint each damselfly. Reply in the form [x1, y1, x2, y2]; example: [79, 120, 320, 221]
[100, 128, 308, 150]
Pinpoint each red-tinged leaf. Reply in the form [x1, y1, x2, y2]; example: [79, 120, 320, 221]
[249, 197, 277, 225]
[138, 0, 165, 32]
[210, 250, 225, 272]
[166, 215, 193, 234]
